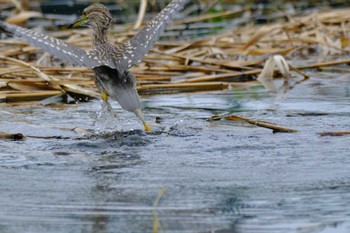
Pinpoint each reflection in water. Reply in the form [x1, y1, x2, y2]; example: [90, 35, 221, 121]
[85, 144, 143, 233]
[90, 215, 109, 233]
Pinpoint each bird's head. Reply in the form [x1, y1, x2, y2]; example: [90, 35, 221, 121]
[69, 4, 113, 30]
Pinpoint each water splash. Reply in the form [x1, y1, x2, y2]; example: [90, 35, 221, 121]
[94, 100, 122, 132]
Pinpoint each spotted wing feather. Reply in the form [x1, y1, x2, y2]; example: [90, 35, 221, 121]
[111, 0, 187, 71]
[0, 21, 101, 68]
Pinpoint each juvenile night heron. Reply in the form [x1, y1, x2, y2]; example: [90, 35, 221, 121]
[0, 0, 187, 132]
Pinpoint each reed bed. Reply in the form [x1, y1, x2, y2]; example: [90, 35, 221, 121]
[1, 5, 350, 104]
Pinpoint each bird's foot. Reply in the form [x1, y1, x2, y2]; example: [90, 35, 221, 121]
[101, 90, 108, 101]
[134, 108, 151, 132]
[143, 122, 152, 132]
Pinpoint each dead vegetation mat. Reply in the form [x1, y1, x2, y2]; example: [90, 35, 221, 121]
[1, 6, 350, 105]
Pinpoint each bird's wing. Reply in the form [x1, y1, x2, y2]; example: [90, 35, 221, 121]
[110, 0, 187, 71]
[0, 21, 102, 68]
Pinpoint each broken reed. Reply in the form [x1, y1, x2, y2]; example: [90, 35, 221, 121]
[2, 6, 350, 103]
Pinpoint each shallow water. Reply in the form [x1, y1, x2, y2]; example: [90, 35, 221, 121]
[0, 74, 350, 233]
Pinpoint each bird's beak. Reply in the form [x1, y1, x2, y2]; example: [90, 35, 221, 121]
[68, 15, 87, 28]
[134, 109, 151, 132]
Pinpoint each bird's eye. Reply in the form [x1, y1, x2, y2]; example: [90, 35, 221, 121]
[83, 11, 87, 17]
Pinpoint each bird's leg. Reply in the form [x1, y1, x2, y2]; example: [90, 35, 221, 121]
[95, 90, 122, 132]
[102, 90, 150, 132]
[101, 90, 117, 118]
[134, 108, 151, 132]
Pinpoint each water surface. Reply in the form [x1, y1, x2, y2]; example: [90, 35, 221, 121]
[0, 74, 349, 233]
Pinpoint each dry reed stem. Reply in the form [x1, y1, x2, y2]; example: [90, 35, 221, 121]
[0, 91, 62, 102]
[173, 7, 251, 25]
[134, 0, 147, 30]
[0, 132, 25, 140]
[226, 115, 299, 133]
[0, 55, 53, 82]
[318, 131, 350, 136]
[1, 7, 350, 103]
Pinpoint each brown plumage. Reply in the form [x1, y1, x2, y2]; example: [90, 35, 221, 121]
[0, 0, 188, 131]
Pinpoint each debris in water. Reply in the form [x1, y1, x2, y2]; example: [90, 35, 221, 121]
[318, 131, 350, 136]
[225, 115, 299, 133]
[257, 55, 291, 94]
[0, 132, 25, 140]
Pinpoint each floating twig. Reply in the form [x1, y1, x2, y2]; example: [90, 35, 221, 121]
[225, 115, 299, 133]
[0, 132, 25, 140]
[318, 131, 350, 136]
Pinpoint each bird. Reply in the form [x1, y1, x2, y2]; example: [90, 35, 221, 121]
[0, 0, 188, 132]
